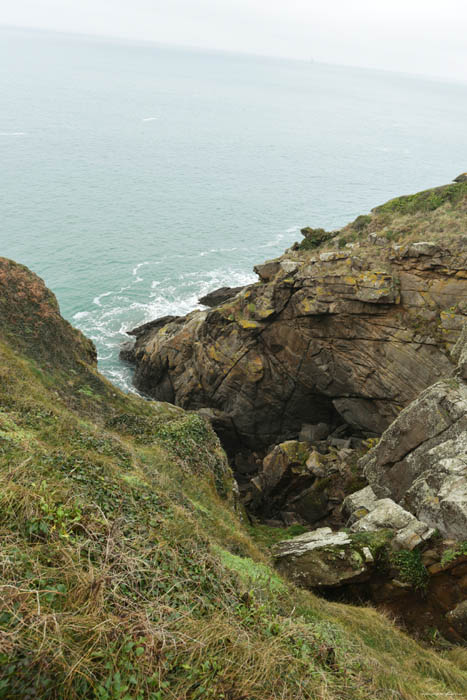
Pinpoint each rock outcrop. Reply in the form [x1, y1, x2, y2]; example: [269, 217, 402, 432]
[125, 197, 467, 449]
[272, 321, 467, 640]
[0, 257, 96, 369]
[198, 285, 246, 307]
[120, 178, 467, 641]
[361, 322, 467, 540]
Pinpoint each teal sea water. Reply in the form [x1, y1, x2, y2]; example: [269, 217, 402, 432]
[1, 27, 467, 390]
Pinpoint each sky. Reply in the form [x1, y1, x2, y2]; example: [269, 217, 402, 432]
[1, 0, 467, 82]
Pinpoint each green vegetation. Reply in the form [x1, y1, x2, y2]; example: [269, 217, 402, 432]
[390, 550, 429, 591]
[299, 227, 335, 250]
[248, 522, 309, 548]
[373, 182, 467, 216]
[351, 214, 372, 231]
[298, 179, 467, 257]
[441, 541, 467, 567]
[1, 256, 467, 698]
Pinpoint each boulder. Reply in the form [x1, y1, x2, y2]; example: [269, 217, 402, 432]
[258, 440, 310, 494]
[272, 527, 376, 588]
[342, 485, 378, 523]
[288, 482, 331, 524]
[350, 498, 417, 532]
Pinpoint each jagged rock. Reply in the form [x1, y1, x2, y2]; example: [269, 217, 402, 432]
[253, 260, 281, 281]
[119, 341, 135, 363]
[454, 173, 467, 183]
[126, 315, 180, 339]
[272, 527, 376, 587]
[198, 286, 245, 307]
[361, 379, 467, 539]
[305, 449, 329, 477]
[258, 440, 310, 494]
[245, 440, 361, 525]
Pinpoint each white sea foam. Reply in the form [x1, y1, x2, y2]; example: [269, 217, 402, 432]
[93, 290, 113, 306]
[142, 117, 158, 122]
[132, 261, 150, 275]
[0, 132, 27, 136]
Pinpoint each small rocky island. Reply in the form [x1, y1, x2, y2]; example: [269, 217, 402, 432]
[123, 175, 467, 641]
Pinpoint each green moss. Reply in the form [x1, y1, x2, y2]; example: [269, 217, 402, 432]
[349, 529, 394, 555]
[390, 549, 429, 591]
[214, 546, 287, 594]
[248, 522, 309, 548]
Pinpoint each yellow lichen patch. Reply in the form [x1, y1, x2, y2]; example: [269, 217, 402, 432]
[241, 351, 264, 381]
[294, 295, 329, 315]
[207, 344, 223, 362]
[238, 318, 262, 330]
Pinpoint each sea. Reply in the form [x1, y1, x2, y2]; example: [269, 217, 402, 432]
[1, 27, 466, 391]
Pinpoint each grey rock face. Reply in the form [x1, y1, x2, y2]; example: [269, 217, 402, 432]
[361, 379, 467, 539]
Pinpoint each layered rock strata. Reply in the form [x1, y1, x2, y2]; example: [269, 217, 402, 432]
[126, 240, 467, 449]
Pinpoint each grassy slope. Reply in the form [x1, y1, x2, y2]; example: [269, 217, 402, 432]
[300, 180, 467, 252]
[1, 254, 467, 700]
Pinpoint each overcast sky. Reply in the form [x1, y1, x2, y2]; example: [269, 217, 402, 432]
[2, 0, 467, 81]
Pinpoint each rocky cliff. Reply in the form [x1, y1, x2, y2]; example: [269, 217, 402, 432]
[126, 179, 467, 451]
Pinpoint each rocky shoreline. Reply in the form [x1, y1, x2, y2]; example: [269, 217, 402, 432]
[121, 175, 467, 641]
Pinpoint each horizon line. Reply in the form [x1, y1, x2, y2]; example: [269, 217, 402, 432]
[1, 22, 466, 88]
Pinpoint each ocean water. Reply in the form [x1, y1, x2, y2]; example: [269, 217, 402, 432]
[1, 27, 466, 390]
